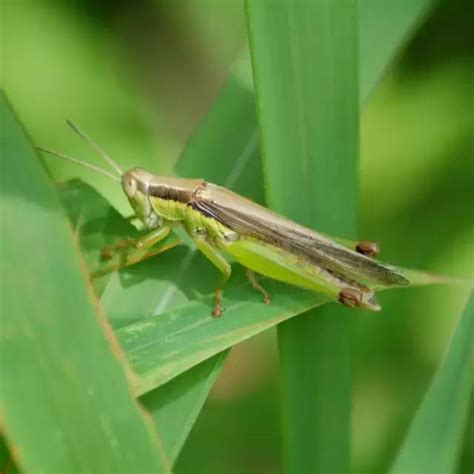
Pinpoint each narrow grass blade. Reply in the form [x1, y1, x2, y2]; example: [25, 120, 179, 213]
[359, 0, 432, 104]
[390, 292, 474, 474]
[246, 1, 358, 473]
[0, 94, 169, 472]
[141, 353, 228, 464]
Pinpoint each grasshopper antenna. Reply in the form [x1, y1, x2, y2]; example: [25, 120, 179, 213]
[66, 119, 123, 176]
[36, 146, 121, 183]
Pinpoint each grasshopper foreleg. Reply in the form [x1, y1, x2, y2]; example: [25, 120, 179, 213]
[101, 226, 171, 259]
[101, 237, 136, 259]
[135, 226, 172, 249]
[101, 226, 172, 259]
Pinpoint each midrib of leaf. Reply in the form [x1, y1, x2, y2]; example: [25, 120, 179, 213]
[285, 2, 311, 191]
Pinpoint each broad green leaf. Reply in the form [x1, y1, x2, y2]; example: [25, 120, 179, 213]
[0, 94, 169, 471]
[390, 292, 474, 474]
[246, 1, 358, 473]
[117, 281, 327, 396]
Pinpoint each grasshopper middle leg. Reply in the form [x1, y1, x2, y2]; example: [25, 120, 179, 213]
[192, 236, 231, 317]
[246, 269, 271, 304]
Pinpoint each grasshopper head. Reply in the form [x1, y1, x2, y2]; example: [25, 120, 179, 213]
[121, 168, 155, 199]
[121, 168, 157, 225]
[121, 169, 139, 199]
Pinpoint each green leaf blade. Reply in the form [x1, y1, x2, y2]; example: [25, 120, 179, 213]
[0, 94, 169, 473]
[390, 292, 474, 474]
[117, 281, 327, 396]
[142, 353, 227, 464]
[358, 0, 432, 104]
[246, 1, 359, 472]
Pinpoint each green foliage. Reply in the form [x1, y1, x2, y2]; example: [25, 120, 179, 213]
[0, 95, 169, 473]
[391, 292, 474, 474]
[117, 281, 326, 396]
[1, 1, 472, 473]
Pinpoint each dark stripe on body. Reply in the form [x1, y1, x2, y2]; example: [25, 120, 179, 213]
[147, 183, 195, 204]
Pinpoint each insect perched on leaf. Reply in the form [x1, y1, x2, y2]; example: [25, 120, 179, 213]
[37, 122, 462, 317]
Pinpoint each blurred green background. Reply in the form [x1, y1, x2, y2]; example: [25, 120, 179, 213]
[2, 1, 472, 473]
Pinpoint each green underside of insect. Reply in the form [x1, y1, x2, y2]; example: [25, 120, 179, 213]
[37, 121, 413, 317]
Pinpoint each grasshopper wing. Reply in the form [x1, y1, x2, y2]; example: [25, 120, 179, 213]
[194, 184, 408, 287]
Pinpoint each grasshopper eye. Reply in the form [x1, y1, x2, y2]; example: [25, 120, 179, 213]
[122, 175, 137, 198]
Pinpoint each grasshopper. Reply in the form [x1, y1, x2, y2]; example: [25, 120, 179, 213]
[37, 121, 410, 317]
